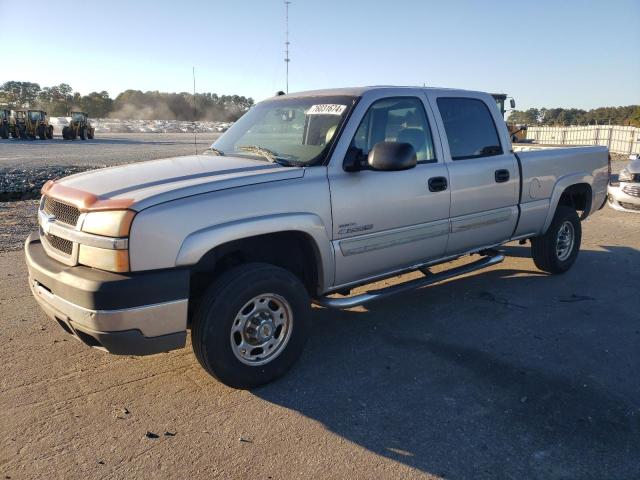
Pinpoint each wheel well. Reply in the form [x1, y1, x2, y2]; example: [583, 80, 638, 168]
[558, 183, 592, 219]
[189, 231, 321, 311]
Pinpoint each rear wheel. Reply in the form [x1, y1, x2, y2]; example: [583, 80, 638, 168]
[531, 206, 581, 274]
[79, 126, 86, 140]
[38, 125, 46, 140]
[87, 128, 94, 139]
[46, 126, 53, 139]
[191, 263, 311, 389]
[0, 125, 7, 139]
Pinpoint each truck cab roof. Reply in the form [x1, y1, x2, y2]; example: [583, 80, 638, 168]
[267, 85, 490, 101]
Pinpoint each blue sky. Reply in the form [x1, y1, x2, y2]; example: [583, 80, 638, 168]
[2, 0, 639, 109]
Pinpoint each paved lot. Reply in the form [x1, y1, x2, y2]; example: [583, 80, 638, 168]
[0, 142, 638, 479]
[0, 133, 220, 169]
[1, 207, 639, 479]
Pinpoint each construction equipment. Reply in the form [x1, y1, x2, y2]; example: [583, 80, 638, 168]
[62, 112, 94, 140]
[0, 108, 15, 139]
[14, 110, 54, 140]
[491, 93, 527, 143]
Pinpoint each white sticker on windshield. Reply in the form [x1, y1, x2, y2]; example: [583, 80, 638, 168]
[306, 104, 347, 115]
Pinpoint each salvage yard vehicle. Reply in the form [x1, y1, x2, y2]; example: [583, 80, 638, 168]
[607, 154, 640, 213]
[62, 111, 95, 140]
[25, 86, 610, 388]
[0, 108, 15, 139]
[15, 109, 54, 139]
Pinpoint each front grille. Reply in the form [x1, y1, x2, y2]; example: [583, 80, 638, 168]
[622, 184, 640, 198]
[43, 196, 80, 226]
[43, 232, 73, 255]
[619, 201, 640, 211]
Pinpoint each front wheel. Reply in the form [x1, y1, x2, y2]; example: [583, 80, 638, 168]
[531, 206, 581, 274]
[191, 263, 311, 389]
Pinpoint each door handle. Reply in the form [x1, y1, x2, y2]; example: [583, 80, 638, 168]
[495, 169, 510, 183]
[428, 176, 448, 192]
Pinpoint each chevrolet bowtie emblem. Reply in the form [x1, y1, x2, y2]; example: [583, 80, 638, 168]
[42, 214, 56, 234]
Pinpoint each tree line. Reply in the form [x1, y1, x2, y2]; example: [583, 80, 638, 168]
[0, 81, 254, 121]
[508, 105, 640, 127]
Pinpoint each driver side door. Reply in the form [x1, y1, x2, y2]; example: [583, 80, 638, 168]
[328, 95, 451, 288]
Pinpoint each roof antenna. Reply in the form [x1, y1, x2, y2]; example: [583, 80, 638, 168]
[284, 1, 291, 93]
[193, 66, 197, 155]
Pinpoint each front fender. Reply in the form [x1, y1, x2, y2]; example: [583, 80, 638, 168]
[175, 212, 334, 292]
[542, 172, 592, 233]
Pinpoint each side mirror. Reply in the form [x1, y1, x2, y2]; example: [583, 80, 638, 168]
[509, 98, 516, 109]
[367, 142, 417, 171]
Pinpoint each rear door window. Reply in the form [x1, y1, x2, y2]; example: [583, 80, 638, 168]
[437, 98, 503, 160]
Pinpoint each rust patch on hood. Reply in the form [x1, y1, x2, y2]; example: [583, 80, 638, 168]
[41, 180, 134, 212]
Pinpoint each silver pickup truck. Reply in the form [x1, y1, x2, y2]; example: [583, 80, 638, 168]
[25, 86, 610, 388]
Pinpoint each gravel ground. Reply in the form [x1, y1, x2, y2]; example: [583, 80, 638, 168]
[0, 201, 38, 251]
[0, 133, 221, 200]
[0, 132, 220, 169]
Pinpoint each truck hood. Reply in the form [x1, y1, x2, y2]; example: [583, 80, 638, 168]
[42, 155, 304, 212]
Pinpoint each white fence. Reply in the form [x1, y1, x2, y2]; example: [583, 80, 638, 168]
[526, 126, 640, 155]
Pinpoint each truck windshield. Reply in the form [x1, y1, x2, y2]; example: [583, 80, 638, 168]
[211, 95, 357, 166]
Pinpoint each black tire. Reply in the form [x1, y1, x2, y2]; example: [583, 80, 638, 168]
[38, 125, 46, 140]
[47, 126, 53, 139]
[87, 128, 94, 139]
[531, 205, 581, 274]
[79, 126, 86, 140]
[0, 125, 7, 139]
[191, 262, 311, 389]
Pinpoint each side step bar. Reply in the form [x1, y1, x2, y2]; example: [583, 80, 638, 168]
[313, 253, 505, 309]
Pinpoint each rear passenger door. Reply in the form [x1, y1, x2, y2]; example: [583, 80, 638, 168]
[428, 94, 519, 254]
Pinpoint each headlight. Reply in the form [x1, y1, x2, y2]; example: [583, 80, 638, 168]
[78, 245, 130, 272]
[618, 169, 634, 182]
[79, 210, 134, 272]
[81, 210, 135, 237]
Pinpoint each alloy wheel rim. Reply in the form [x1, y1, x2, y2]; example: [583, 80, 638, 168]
[230, 293, 293, 366]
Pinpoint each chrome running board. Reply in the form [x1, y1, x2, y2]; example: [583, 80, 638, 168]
[313, 253, 505, 309]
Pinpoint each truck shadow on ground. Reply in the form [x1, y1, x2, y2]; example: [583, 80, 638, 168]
[254, 245, 640, 479]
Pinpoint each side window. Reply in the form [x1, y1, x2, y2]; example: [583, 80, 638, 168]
[436, 97, 503, 160]
[350, 97, 436, 163]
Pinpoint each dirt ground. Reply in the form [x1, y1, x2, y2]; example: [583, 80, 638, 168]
[0, 208, 638, 479]
[0, 140, 638, 479]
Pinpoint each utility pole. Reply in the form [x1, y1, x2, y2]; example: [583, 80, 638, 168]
[284, 1, 291, 93]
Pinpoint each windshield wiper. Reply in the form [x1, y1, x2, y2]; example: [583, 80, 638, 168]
[204, 146, 224, 155]
[237, 145, 298, 166]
